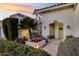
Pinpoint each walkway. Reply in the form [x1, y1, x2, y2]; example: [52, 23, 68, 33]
[42, 39, 61, 56]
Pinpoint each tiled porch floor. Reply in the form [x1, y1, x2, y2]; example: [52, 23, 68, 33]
[42, 39, 61, 56]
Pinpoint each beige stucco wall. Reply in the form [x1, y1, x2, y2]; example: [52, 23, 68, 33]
[74, 4, 79, 37]
[41, 7, 74, 39]
[20, 29, 30, 40]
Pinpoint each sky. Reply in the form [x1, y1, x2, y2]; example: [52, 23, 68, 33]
[20, 3, 55, 9]
[0, 3, 55, 20]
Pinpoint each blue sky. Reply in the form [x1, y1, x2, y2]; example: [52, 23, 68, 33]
[20, 3, 56, 9]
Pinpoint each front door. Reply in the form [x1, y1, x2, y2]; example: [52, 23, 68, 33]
[58, 23, 64, 39]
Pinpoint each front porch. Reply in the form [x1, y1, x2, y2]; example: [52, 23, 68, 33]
[49, 22, 64, 39]
[42, 39, 61, 56]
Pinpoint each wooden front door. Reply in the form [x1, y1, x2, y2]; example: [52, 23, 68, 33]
[58, 23, 64, 39]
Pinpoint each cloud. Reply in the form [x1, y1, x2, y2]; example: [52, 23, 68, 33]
[0, 3, 34, 13]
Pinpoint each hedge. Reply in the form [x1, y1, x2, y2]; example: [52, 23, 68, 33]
[2, 18, 18, 40]
[0, 40, 50, 56]
[57, 37, 79, 56]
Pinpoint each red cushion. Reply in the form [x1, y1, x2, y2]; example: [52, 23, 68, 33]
[31, 37, 42, 42]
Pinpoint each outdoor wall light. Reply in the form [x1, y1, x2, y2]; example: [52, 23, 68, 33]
[67, 25, 71, 29]
[44, 26, 46, 29]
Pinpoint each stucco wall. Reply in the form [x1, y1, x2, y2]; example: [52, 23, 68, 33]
[20, 29, 30, 40]
[41, 8, 74, 39]
[74, 4, 79, 37]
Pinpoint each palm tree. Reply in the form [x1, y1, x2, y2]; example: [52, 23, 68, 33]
[20, 17, 38, 39]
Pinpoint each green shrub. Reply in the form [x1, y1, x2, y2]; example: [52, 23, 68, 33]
[0, 40, 50, 56]
[57, 37, 79, 56]
[66, 35, 73, 38]
[2, 18, 18, 40]
[47, 35, 55, 39]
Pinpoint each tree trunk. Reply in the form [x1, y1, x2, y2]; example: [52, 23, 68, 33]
[28, 28, 32, 39]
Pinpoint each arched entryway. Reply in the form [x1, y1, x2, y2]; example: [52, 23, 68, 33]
[49, 22, 64, 39]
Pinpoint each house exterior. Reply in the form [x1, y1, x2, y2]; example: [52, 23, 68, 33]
[9, 13, 34, 39]
[1, 3, 79, 40]
[34, 3, 79, 39]
[0, 13, 35, 39]
[0, 13, 39, 40]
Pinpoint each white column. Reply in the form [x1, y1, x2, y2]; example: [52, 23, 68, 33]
[35, 13, 42, 35]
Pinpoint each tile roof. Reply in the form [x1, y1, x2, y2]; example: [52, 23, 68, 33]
[35, 3, 66, 11]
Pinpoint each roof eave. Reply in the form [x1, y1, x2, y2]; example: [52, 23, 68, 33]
[35, 4, 74, 13]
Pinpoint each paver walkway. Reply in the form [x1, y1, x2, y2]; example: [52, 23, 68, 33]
[42, 39, 61, 56]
